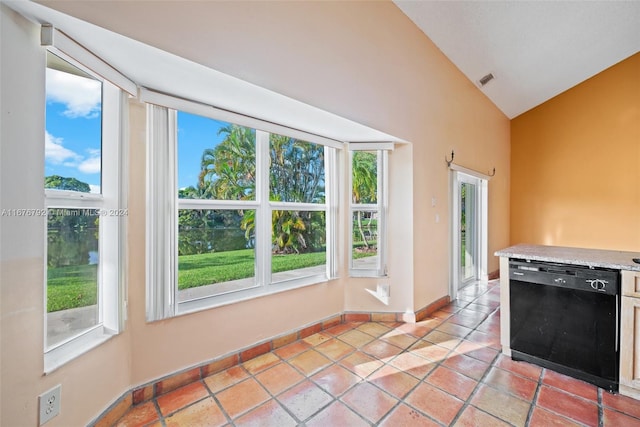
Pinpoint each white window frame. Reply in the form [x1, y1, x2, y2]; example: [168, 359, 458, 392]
[348, 148, 389, 278]
[43, 48, 127, 372]
[146, 98, 338, 320]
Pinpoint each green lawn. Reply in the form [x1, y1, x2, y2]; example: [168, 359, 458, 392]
[47, 249, 329, 311]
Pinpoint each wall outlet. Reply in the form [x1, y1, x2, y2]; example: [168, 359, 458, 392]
[39, 385, 61, 425]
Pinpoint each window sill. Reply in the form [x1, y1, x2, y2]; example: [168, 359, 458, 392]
[176, 273, 333, 317]
[44, 326, 117, 374]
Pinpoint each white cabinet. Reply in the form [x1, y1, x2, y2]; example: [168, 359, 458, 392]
[620, 270, 640, 399]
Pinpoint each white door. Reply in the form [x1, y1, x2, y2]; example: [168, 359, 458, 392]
[451, 170, 488, 298]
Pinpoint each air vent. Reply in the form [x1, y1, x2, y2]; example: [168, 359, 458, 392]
[478, 73, 495, 87]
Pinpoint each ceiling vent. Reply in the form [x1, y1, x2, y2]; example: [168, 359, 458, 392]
[478, 73, 495, 87]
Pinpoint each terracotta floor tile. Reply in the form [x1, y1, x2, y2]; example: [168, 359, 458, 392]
[389, 351, 437, 379]
[436, 321, 473, 339]
[337, 329, 375, 348]
[242, 352, 281, 375]
[215, 378, 270, 419]
[311, 364, 361, 396]
[455, 345, 500, 365]
[431, 309, 454, 320]
[465, 330, 501, 350]
[405, 382, 464, 425]
[408, 340, 451, 362]
[302, 332, 332, 347]
[254, 362, 304, 395]
[424, 330, 463, 350]
[483, 367, 538, 401]
[368, 364, 420, 399]
[314, 338, 355, 361]
[536, 385, 599, 427]
[394, 318, 441, 337]
[464, 302, 497, 314]
[288, 349, 332, 376]
[115, 401, 159, 427]
[379, 403, 441, 427]
[542, 369, 598, 401]
[276, 380, 333, 422]
[273, 341, 311, 360]
[233, 399, 297, 427]
[528, 407, 583, 427]
[306, 401, 369, 427]
[602, 391, 640, 419]
[603, 408, 640, 427]
[471, 384, 531, 426]
[163, 397, 227, 427]
[204, 365, 249, 393]
[356, 322, 391, 337]
[448, 313, 486, 330]
[453, 405, 511, 427]
[339, 351, 384, 378]
[379, 330, 419, 349]
[324, 322, 356, 336]
[426, 365, 478, 400]
[442, 352, 491, 380]
[341, 382, 398, 423]
[156, 382, 209, 416]
[495, 354, 543, 381]
[360, 339, 403, 361]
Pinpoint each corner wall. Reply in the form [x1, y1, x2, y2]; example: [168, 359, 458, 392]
[511, 53, 640, 251]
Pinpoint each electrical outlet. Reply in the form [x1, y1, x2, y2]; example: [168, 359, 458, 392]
[39, 385, 61, 425]
[377, 282, 390, 298]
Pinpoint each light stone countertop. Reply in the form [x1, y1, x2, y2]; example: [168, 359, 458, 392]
[495, 244, 640, 272]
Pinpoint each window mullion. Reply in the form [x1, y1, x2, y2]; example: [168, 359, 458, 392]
[255, 130, 271, 287]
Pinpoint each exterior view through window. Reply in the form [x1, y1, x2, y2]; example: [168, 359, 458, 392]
[176, 112, 328, 303]
[351, 151, 379, 271]
[45, 53, 102, 348]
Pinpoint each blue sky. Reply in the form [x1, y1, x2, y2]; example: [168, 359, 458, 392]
[45, 67, 227, 193]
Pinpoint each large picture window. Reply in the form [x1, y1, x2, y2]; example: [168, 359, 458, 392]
[44, 51, 125, 369]
[147, 108, 336, 317]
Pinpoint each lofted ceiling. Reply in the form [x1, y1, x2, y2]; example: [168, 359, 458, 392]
[394, 0, 640, 118]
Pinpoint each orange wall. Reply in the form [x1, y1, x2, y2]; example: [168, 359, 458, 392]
[511, 53, 640, 251]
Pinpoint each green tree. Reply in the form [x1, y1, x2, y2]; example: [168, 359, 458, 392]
[45, 175, 91, 192]
[351, 152, 377, 249]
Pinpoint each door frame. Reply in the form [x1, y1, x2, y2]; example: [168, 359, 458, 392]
[450, 166, 489, 301]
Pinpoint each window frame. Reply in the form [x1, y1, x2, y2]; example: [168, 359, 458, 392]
[348, 148, 389, 278]
[146, 100, 339, 320]
[43, 49, 127, 372]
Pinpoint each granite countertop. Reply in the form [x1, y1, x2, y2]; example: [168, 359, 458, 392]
[495, 244, 640, 272]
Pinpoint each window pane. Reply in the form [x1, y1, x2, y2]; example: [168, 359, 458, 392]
[352, 210, 379, 270]
[177, 112, 256, 201]
[352, 151, 377, 204]
[271, 210, 326, 282]
[47, 208, 99, 348]
[45, 53, 102, 194]
[178, 209, 256, 300]
[269, 135, 325, 203]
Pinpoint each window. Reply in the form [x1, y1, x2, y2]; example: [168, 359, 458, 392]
[44, 51, 125, 369]
[147, 107, 336, 318]
[349, 149, 388, 277]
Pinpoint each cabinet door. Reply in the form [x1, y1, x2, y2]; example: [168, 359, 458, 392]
[622, 270, 640, 299]
[620, 295, 640, 397]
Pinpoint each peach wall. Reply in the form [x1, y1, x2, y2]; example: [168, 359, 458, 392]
[2, 1, 510, 424]
[0, 7, 132, 426]
[511, 53, 640, 251]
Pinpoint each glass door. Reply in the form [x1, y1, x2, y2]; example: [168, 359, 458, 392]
[459, 179, 477, 284]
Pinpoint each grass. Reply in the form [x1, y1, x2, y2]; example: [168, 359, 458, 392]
[47, 249, 328, 311]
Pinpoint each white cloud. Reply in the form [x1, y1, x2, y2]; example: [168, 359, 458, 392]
[78, 156, 101, 174]
[89, 185, 101, 194]
[45, 131, 81, 164]
[46, 68, 101, 118]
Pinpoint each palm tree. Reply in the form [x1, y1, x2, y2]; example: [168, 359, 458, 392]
[352, 151, 377, 249]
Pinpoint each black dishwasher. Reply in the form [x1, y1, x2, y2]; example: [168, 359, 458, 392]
[509, 258, 620, 392]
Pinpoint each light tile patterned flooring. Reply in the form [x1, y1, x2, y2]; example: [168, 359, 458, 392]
[115, 280, 640, 426]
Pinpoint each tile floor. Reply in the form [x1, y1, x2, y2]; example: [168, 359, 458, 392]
[115, 280, 640, 426]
